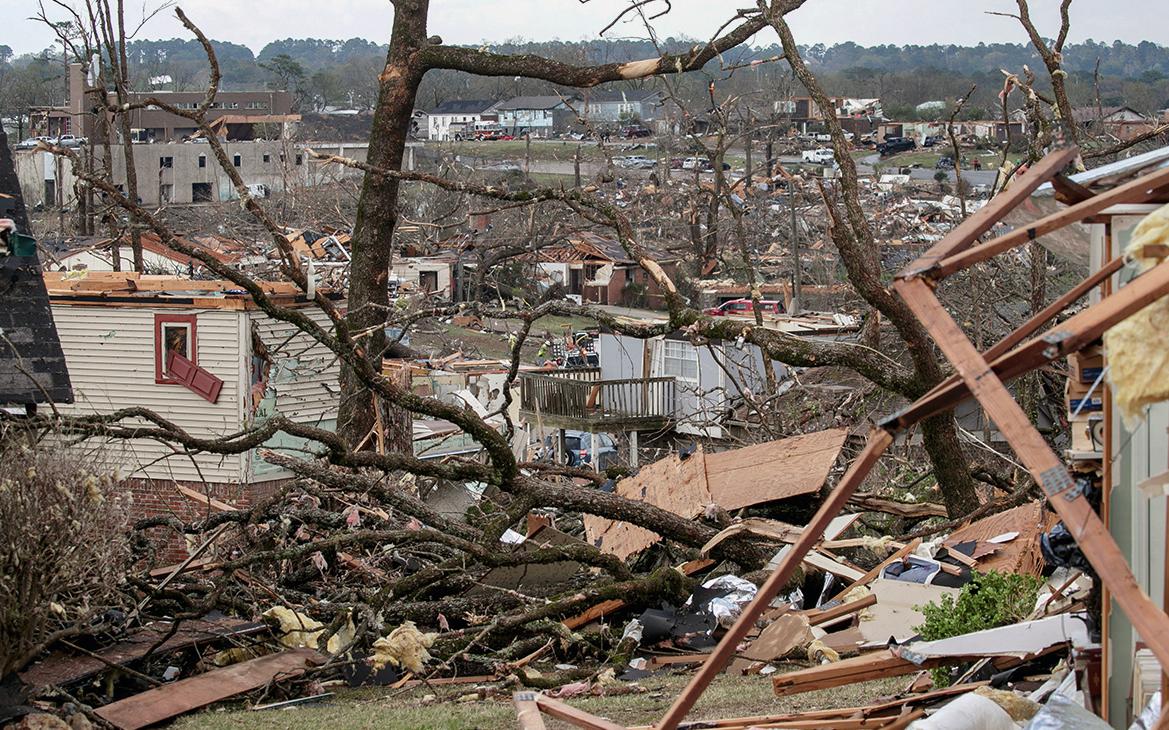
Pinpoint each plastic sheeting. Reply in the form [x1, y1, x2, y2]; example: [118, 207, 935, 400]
[908, 692, 1017, 730]
[1024, 693, 1111, 729]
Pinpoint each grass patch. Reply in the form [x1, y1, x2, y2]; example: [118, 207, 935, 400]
[173, 668, 909, 730]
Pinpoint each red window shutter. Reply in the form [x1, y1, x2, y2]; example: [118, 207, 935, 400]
[166, 351, 224, 404]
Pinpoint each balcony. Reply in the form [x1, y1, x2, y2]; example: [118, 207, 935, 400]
[519, 369, 676, 432]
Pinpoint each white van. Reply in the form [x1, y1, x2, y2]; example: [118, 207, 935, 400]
[801, 148, 835, 165]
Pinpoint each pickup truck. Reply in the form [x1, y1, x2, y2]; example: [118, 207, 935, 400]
[703, 298, 784, 317]
[877, 136, 916, 156]
[801, 148, 835, 165]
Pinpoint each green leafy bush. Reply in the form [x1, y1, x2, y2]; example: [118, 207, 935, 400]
[915, 570, 1043, 686]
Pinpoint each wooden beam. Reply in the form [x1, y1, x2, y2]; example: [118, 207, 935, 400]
[894, 276, 1169, 671]
[901, 146, 1079, 277]
[534, 695, 625, 730]
[805, 593, 878, 627]
[514, 692, 548, 730]
[655, 430, 894, 730]
[1051, 173, 1097, 205]
[930, 164, 1169, 280]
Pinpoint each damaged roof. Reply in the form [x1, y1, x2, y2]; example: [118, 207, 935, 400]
[0, 251, 73, 405]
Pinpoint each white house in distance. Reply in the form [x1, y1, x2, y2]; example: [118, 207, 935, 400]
[490, 96, 573, 137]
[579, 89, 662, 123]
[426, 100, 497, 141]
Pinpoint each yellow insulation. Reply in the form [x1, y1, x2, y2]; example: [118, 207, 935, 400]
[1104, 202, 1169, 425]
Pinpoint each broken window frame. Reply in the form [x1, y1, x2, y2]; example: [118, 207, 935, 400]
[155, 313, 198, 384]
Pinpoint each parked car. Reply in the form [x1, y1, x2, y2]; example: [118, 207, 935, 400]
[56, 134, 87, 148]
[621, 126, 652, 139]
[703, 298, 784, 317]
[14, 136, 51, 150]
[935, 156, 955, 170]
[801, 148, 835, 165]
[564, 431, 618, 469]
[669, 157, 685, 169]
[681, 156, 709, 170]
[923, 135, 944, 148]
[877, 136, 916, 156]
[614, 154, 654, 169]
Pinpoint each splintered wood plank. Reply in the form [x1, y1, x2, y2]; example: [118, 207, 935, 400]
[656, 429, 894, 730]
[742, 614, 813, 662]
[901, 146, 1079, 277]
[894, 276, 1169, 671]
[771, 650, 923, 696]
[932, 161, 1169, 279]
[704, 428, 848, 510]
[514, 692, 548, 730]
[535, 694, 625, 730]
[944, 501, 1056, 577]
[94, 648, 323, 729]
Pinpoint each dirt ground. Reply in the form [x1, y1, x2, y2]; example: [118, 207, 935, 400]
[173, 668, 908, 730]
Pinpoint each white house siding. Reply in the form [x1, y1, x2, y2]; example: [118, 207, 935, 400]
[51, 304, 246, 483]
[248, 308, 341, 479]
[250, 309, 340, 423]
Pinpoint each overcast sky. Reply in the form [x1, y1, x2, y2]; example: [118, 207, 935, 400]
[5, 0, 1167, 58]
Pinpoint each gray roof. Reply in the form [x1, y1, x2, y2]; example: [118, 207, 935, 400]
[0, 253, 73, 406]
[582, 89, 662, 104]
[492, 96, 573, 111]
[429, 99, 497, 115]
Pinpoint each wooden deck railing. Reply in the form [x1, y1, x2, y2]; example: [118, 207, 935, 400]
[520, 372, 675, 425]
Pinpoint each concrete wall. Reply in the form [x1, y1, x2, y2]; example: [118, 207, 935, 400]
[15, 140, 366, 208]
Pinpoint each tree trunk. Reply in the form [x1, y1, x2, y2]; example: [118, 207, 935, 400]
[338, 0, 428, 451]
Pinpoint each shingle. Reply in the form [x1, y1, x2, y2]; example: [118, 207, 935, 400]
[0, 253, 73, 405]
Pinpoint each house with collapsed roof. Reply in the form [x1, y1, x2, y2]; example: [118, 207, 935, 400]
[533, 232, 679, 308]
[1071, 105, 1157, 141]
[50, 231, 251, 275]
[43, 271, 340, 522]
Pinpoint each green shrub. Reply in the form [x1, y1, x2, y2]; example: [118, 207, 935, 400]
[915, 570, 1043, 686]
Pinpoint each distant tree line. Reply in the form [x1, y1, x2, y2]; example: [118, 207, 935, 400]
[4, 37, 1169, 124]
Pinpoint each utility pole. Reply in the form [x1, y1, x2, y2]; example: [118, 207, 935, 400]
[789, 188, 800, 315]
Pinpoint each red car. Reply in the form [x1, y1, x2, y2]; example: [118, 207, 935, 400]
[703, 298, 784, 317]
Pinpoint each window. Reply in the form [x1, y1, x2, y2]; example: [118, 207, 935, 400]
[294, 154, 303, 166]
[160, 156, 173, 168]
[198, 154, 206, 168]
[661, 340, 698, 381]
[262, 153, 270, 163]
[232, 154, 241, 168]
[159, 183, 173, 203]
[155, 314, 197, 384]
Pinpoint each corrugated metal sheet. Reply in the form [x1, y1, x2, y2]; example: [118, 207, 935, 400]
[52, 304, 246, 483]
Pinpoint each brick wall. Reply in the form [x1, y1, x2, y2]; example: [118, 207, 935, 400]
[127, 477, 291, 564]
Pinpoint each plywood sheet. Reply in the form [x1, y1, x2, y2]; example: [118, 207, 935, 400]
[94, 648, 322, 729]
[705, 429, 848, 510]
[584, 450, 710, 560]
[944, 501, 1056, 577]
